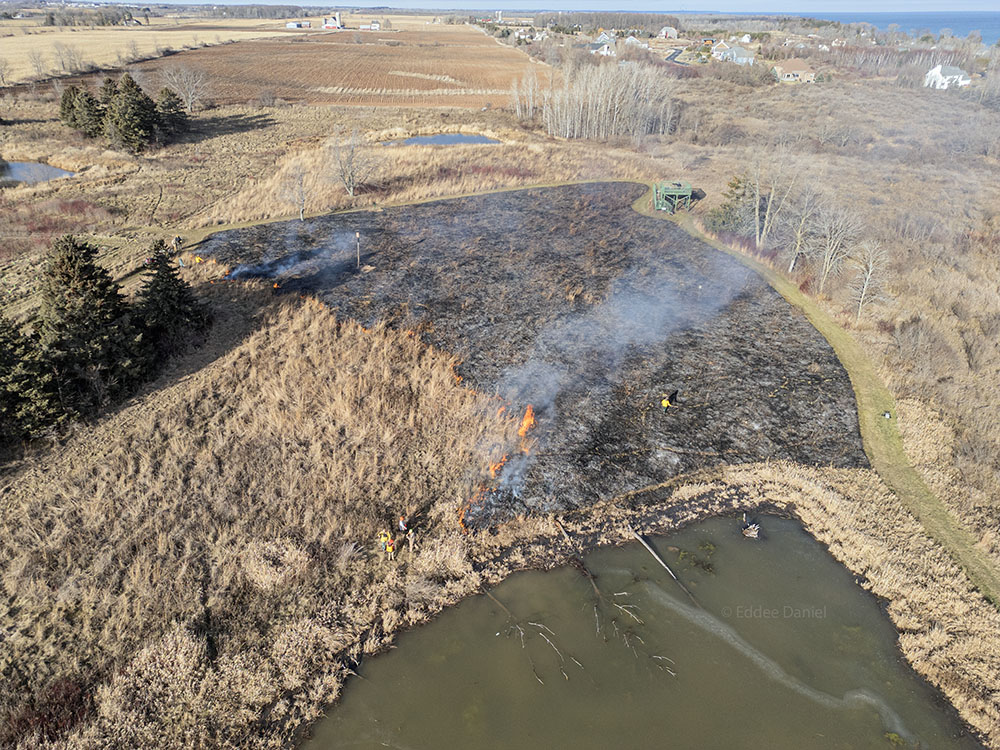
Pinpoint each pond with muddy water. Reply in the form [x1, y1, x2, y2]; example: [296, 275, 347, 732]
[303, 516, 981, 749]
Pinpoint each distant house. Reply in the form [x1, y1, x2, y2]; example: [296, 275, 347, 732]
[701, 37, 716, 46]
[832, 38, 846, 47]
[624, 35, 649, 49]
[740, 33, 752, 44]
[658, 26, 678, 39]
[594, 30, 616, 44]
[772, 59, 816, 83]
[924, 64, 971, 89]
[359, 20, 381, 31]
[285, 21, 310, 28]
[588, 42, 616, 57]
[719, 46, 755, 66]
[323, 13, 342, 29]
[710, 40, 731, 58]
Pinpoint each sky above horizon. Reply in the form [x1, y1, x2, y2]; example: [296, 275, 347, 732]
[149, 1, 1000, 10]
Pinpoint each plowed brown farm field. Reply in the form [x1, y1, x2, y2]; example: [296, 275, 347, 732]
[135, 25, 545, 108]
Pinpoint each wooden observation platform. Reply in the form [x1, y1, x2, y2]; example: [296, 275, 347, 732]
[653, 180, 693, 213]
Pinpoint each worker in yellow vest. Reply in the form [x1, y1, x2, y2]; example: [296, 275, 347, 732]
[661, 389, 679, 413]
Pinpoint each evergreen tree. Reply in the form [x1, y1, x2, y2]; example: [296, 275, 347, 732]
[136, 240, 207, 361]
[59, 85, 82, 129]
[98, 76, 118, 108]
[73, 90, 105, 138]
[0, 318, 63, 443]
[155, 88, 188, 140]
[39, 235, 148, 414]
[0, 315, 27, 444]
[104, 74, 158, 153]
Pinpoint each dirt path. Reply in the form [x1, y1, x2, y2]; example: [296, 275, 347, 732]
[631, 185, 1000, 609]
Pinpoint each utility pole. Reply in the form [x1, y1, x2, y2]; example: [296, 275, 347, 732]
[355, 231, 360, 269]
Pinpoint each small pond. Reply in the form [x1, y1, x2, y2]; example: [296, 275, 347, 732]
[302, 516, 981, 749]
[0, 161, 74, 185]
[382, 133, 500, 146]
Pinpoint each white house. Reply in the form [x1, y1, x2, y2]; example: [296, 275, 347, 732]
[360, 20, 381, 31]
[588, 42, 615, 56]
[658, 25, 678, 39]
[285, 21, 311, 28]
[594, 30, 616, 44]
[719, 46, 755, 65]
[710, 40, 731, 59]
[625, 35, 649, 49]
[323, 13, 342, 29]
[924, 64, 971, 89]
[740, 33, 752, 44]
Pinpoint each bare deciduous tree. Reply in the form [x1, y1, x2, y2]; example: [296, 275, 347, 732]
[0, 57, 11, 86]
[27, 50, 46, 79]
[329, 131, 378, 197]
[849, 240, 887, 324]
[282, 165, 308, 221]
[160, 66, 209, 113]
[811, 203, 862, 295]
[748, 146, 797, 249]
[780, 186, 820, 274]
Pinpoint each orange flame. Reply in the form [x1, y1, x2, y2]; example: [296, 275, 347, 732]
[518, 405, 536, 438]
[496, 405, 506, 418]
[273, 282, 280, 289]
[489, 455, 508, 479]
[451, 362, 463, 384]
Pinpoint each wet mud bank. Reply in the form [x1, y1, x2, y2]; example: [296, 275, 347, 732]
[202, 183, 867, 523]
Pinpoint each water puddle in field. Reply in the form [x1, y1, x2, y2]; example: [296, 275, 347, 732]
[0, 161, 74, 185]
[302, 516, 981, 749]
[382, 133, 500, 146]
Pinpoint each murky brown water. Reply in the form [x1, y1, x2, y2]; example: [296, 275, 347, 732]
[302, 516, 982, 749]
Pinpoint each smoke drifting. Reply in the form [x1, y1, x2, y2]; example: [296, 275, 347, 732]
[495, 258, 751, 496]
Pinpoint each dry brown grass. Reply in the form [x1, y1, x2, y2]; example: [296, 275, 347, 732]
[129, 24, 543, 108]
[0, 18, 297, 84]
[0, 295, 520, 748]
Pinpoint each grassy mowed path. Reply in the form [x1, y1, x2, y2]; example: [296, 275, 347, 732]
[632, 184, 1000, 608]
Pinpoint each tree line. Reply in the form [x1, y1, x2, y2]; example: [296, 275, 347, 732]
[704, 151, 887, 323]
[511, 62, 679, 143]
[60, 73, 187, 153]
[0, 236, 207, 453]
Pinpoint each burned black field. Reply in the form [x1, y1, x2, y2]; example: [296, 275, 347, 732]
[202, 182, 867, 519]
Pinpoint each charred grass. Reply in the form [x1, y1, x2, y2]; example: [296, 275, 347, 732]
[200, 183, 867, 518]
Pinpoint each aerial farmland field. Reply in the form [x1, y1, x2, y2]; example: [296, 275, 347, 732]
[133, 23, 546, 108]
[0, 16, 302, 84]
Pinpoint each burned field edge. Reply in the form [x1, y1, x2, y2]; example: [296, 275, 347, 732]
[632, 197, 1000, 611]
[200, 182, 868, 523]
[3, 184, 995, 748]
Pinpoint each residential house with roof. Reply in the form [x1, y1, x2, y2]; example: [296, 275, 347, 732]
[772, 58, 816, 83]
[711, 40, 731, 58]
[719, 46, 755, 66]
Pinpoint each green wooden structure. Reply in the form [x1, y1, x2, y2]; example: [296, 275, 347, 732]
[653, 180, 693, 213]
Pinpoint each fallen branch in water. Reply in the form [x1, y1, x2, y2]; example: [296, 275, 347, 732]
[628, 524, 701, 609]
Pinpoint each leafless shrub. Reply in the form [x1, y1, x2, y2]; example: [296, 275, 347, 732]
[160, 66, 209, 113]
[328, 130, 379, 197]
[849, 240, 887, 323]
[27, 49, 46, 79]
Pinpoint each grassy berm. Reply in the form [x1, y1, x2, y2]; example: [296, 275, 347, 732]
[0, 296, 519, 748]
